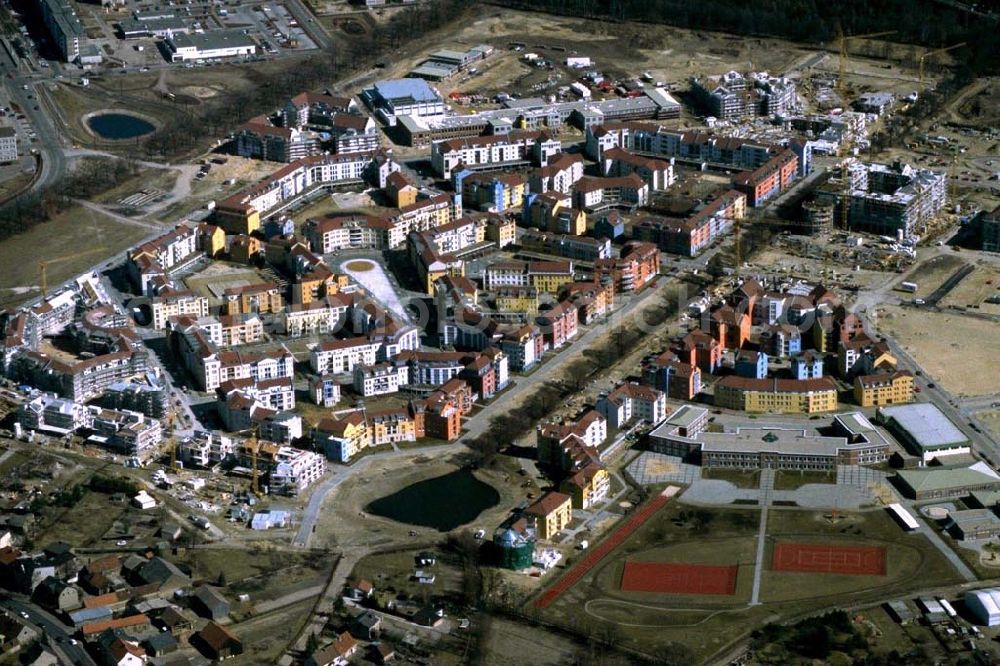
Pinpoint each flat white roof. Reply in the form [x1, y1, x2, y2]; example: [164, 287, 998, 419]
[887, 503, 919, 530]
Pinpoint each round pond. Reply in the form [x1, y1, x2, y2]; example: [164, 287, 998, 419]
[365, 468, 500, 531]
[87, 113, 155, 140]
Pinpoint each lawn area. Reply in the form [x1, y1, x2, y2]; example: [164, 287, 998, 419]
[702, 468, 761, 489]
[773, 469, 837, 490]
[34, 491, 128, 548]
[534, 500, 967, 664]
[350, 547, 462, 602]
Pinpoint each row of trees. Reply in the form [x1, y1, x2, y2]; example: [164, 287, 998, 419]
[493, 0, 998, 74]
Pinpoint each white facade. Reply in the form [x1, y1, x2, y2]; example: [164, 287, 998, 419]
[309, 338, 380, 375]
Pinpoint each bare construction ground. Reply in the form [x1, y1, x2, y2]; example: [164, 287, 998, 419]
[879, 305, 1000, 396]
[895, 254, 968, 299]
[939, 263, 1000, 311]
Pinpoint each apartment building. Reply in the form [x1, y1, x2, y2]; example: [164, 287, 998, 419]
[151, 290, 208, 330]
[595, 241, 660, 294]
[559, 462, 610, 510]
[39, 0, 88, 61]
[558, 280, 614, 325]
[529, 153, 585, 194]
[459, 172, 528, 214]
[310, 375, 341, 408]
[223, 283, 284, 316]
[368, 408, 423, 447]
[278, 294, 351, 338]
[600, 147, 675, 191]
[642, 352, 702, 400]
[633, 189, 746, 257]
[596, 382, 668, 430]
[213, 152, 397, 235]
[314, 412, 369, 462]
[431, 131, 562, 179]
[519, 231, 612, 263]
[127, 225, 199, 295]
[309, 337, 380, 376]
[352, 362, 409, 397]
[231, 119, 319, 163]
[572, 174, 649, 213]
[268, 448, 326, 496]
[327, 113, 380, 154]
[854, 371, 914, 407]
[535, 301, 578, 350]
[281, 91, 358, 129]
[524, 492, 572, 540]
[715, 376, 838, 414]
[0, 127, 18, 162]
[732, 149, 798, 207]
[482, 260, 574, 293]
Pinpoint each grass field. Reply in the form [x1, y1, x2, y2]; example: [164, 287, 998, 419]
[701, 468, 760, 488]
[773, 469, 837, 491]
[534, 500, 966, 663]
[977, 409, 1000, 442]
[0, 205, 157, 309]
[880, 305, 1000, 396]
[34, 491, 128, 548]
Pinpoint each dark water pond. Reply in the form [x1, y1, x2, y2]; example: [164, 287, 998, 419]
[365, 468, 499, 531]
[88, 113, 155, 139]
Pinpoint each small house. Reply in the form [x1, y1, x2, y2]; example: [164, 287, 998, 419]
[351, 610, 382, 640]
[306, 631, 358, 666]
[192, 621, 243, 660]
[345, 578, 374, 600]
[414, 552, 436, 567]
[191, 585, 230, 620]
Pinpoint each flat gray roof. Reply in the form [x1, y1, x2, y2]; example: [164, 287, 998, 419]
[371, 78, 442, 104]
[700, 428, 847, 457]
[879, 403, 967, 450]
[170, 29, 256, 51]
[665, 404, 708, 429]
[835, 411, 877, 437]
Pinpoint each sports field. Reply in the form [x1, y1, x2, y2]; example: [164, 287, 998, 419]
[772, 542, 887, 575]
[621, 561, 738, 595]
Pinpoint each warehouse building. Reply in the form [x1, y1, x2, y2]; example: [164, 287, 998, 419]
[876, 403, 969, 463]
[164, 30, 256, 62]
[893, 462, 1000, 501]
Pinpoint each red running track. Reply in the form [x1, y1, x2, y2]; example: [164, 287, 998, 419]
[621, 561, 738, 595]
[534, 494, 670, 609]
[772, 542, 886, 576]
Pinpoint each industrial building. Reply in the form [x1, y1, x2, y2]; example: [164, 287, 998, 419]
[164, 30, 257, 62]
[361, 78, 446, 127]
[877, 403, 969, 462]
[893, 462, 1000, 501]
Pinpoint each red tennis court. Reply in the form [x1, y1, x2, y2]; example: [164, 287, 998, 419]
[772, 542, 886, 576]
[621, 561, 738, 595]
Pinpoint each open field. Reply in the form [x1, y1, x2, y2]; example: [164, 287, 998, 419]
[939, 263, 1000, 311]
[350, 547, 463, 601]
[535, 499, 964, 663]
[0, 205, 157, 309]
[879, 305, 1000, 396]
[895, 254, 967, 299]
[977, 409, 1000, 442]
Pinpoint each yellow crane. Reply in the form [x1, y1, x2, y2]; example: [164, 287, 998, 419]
[165, 410, 180, 471]
[918, 42, 966, 92]
[38, 246, 108, 298]
[837, 29, 897, 96]
[246, 425, 262, 497]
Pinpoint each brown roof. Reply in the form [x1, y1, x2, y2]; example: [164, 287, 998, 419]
[525, 491, 572, 517]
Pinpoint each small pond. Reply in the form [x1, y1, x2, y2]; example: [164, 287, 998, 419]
[87, 113, 155, 140]
[365, 468, 500, 531]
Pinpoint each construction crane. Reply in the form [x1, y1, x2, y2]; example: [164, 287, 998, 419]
[38, 246, 108, 298]
[247, 425, 262, 497]
[918, 42, 966, 93]
[837, 29, 897, 96]
[165, 410, 180, 471]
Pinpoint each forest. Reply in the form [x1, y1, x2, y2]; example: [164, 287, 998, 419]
[492, 0, 998, 74]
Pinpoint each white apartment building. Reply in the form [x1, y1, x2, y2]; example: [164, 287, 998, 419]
[309, 337, 380, 375]
[352, 362, 409, 397]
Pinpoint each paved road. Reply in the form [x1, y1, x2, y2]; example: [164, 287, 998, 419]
[0, 595, 96, 666]
[749, 468, 774, 606]
[458, 278, 673, 442]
